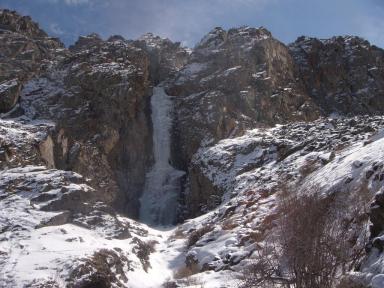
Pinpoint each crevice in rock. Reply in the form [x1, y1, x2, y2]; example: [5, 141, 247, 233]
[138, 85, 186, 226]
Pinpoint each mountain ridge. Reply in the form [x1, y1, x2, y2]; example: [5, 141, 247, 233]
[1, 8, 384, 288]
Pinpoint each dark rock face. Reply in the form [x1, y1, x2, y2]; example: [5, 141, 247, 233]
[167, 27, 384, 219]
[167, 26, 320, 171]
[166, 27, 321, 216]
[289, 36, 384, 115]
[0, 9, 47, 38]
[369, 189, 384, 241]
[0, 79, 21, 113]
[18, 33, 153, 218]
[133, 33, 190, 84]
[63, 36, 152, 217]
[69, 33, 103, 52]
[0, 9, 63, 113]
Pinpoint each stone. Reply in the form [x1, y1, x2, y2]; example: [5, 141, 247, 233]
[0, 79, 21, 113]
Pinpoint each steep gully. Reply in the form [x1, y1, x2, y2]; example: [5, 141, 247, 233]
[139, 85, 185, 226]
[135, 86, 187, 287]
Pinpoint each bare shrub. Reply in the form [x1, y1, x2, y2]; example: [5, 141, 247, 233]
[342, 181, 371, 270]
[239, 241, 287, 288]
[299, 156, 320, 177]
[170, 225, 185, 240]
[187, 224, 214, 247]
[181, 276, 205, 288]
[221, 217, 238, 230]
[146, 240, 158, 253]
[162, 278, 178, 288]
[241, 190, 350, 288]
[174, 263, 200, 279]
[336, 275, 366, 288]
[279, 193, 348, 288]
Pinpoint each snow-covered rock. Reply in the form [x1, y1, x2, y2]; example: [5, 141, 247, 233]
[2, 8, 384, 288]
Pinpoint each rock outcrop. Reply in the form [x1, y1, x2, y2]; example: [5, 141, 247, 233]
[168, 26, 320, 170]
[290, 36, 384, 114]
[172, 27, 384, 219]
[16, 31, 154, 218]
[0, 79, 21, 113]
[133, 33, 190, 84]
[0, 9, 63, 113]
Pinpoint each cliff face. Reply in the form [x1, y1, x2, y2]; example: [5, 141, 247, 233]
[16, 33, 153, 219]
[133, 33, 190, 84]
[3, 13, 384, 220]
[290, 36, 384, 115]
[2, 9, 384, 288]
[0, 9, 63, 113]
[167, 27, 384, 218]
[167, 27, 320, 170]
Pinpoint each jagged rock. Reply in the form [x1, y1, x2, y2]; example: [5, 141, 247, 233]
[18, 32, 153, 218]
[170, 29, 384, 223]
[0, 118, 53, 169]
[289, 36, 384, 114]
[0, 9, 63, 113]
[0, 79, 21, 113]
[133, 33, 190, 84]
[108, 34, 126, 42]
[168, 26, 320, 172]
[181, 115, 384, 275]
[0, 9, 47, 38]
[186, 116, 384, 217]
[69, 33, 103, 51]
[67, 249, 130, 288]
[369, 189, 384, 238]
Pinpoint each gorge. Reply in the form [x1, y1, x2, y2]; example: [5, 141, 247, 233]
[1, 8, 384, 288]
[139, 85, 185, 226]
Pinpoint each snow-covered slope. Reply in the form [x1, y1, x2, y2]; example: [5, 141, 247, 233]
[172, 116, 384, 286]
[0, 164, 185, 288]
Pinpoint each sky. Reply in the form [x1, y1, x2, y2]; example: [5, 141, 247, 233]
[1, 0, 383, 48]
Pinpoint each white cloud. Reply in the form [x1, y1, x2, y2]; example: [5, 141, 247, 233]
[43, 0, 90, 5]
[49, 23, 64, 35]
[361, 18, 384, 47]
[64, 0, 89, 4]
[101, 0, 275, 46]
[354, 4, 384, 48]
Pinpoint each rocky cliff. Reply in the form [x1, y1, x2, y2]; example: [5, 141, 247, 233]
[290, 36, 384, 115]
[1, 9, 384, 288]
[169, 26, 384, 219]
[0, 9, 63, 113]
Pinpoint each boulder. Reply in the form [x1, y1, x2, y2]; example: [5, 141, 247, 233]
[0, 79, 21, 113]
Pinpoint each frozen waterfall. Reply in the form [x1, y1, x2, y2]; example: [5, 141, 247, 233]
[139, 86, 185, 226]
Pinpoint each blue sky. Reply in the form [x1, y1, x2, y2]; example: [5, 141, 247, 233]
[1, 0, 383, 48]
